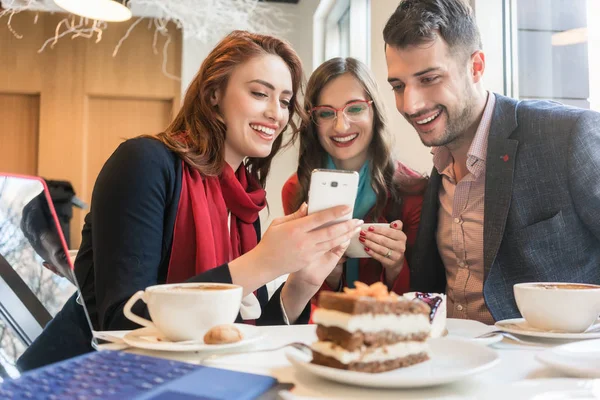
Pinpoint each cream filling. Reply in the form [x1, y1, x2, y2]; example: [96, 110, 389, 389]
[311, 340, 429, 364]
[312, 309, 431, 335]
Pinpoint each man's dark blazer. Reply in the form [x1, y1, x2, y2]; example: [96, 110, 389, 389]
[408, 93, 600, 321]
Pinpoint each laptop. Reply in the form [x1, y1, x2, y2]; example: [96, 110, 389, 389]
[0, 173, 287, 399]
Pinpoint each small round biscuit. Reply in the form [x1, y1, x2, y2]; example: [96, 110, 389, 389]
[203, 324, 243, 345]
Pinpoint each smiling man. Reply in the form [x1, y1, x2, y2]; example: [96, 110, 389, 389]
[384, 0, 600, 324]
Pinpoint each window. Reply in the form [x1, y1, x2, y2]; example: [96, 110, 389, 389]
[338, 7, 351, 58]
[512, 0, 599, 110]
[313, 0, 369, 70]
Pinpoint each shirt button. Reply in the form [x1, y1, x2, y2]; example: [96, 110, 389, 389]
[456, 304, 464, 311]
[453, 217, 462, 224]
[458, 260, 466, 268]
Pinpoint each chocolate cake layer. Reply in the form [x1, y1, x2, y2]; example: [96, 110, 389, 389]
[316, 325, 429, 351]
[311, 351, 429, 373]
[318, 291, 429, 316]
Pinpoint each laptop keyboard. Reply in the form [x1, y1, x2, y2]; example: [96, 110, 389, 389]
[0, 351, 200, 400]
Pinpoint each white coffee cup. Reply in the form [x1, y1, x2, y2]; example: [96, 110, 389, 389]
[514, 282, 600, 333]
[123, 282, 243, 342]
[345, 223, 390, 258]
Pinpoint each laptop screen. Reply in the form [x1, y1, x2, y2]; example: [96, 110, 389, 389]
[0, 175, 79, 374]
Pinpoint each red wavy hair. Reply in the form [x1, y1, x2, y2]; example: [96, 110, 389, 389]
[154, 30, 305, 187]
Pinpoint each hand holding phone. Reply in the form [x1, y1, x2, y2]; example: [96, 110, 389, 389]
[346, 220, 408, 279]
[345, 223, 389, 258]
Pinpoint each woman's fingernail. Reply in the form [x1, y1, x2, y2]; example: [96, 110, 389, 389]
[364, 247, 370, 252]
[392, 222, 398, 228]
[368, 226, 375, 232]
[359, 231, 366, 237]
[359, 237, 365, 243]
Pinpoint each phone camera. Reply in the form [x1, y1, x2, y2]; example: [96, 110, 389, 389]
[330, 181, 338, 187]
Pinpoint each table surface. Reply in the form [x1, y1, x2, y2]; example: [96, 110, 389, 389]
[101, 321, 600, 399]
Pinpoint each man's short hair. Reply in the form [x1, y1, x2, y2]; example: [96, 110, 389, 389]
[383, 0, 482, 61]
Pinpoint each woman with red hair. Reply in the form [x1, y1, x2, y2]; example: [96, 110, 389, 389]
[18, 31, 362, 371]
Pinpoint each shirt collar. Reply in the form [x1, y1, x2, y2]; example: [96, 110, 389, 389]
[431, 92, 496, 178]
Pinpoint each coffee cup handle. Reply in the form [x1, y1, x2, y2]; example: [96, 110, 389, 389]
[123, 290, 157, 330]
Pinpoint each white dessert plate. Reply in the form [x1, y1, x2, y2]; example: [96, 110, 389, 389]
[286, 337, 500, 389]
[536, 339, 600, 378]
[484, 379, 600, 399]
[495, 318, 600, 340]
[446, 318, 503, 346]
[122, 324, 263, 352]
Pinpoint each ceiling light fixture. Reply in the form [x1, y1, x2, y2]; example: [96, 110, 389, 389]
[53, 0, 132, 22]
[1, 0, 289, 80]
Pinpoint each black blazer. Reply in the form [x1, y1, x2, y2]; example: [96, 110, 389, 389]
[18, 138, 309, 371]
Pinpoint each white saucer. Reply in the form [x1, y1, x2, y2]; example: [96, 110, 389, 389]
[496, 318, 600, 340]
[286, 337, 500, 389]
[537, 339, 600, 378]
[484, 379, 600, 399]
[446, 318, 503, 346]
[122, 324, 263, 352]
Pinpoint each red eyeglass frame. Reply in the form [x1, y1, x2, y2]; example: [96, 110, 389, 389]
[310, 100, 374, 119]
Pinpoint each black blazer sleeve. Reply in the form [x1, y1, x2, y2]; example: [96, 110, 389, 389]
[88, 138, 309, 329]
[258, 284, 311, 325]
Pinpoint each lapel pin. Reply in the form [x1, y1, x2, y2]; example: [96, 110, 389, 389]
[501, 154, 509, 162]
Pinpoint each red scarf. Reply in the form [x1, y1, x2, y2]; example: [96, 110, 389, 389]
[166, 161, 266, 284]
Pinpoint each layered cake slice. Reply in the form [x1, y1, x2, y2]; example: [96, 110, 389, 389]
[403, 292, 447, 338]
[311, 282, 431, 373]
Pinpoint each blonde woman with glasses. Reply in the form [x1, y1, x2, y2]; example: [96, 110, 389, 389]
[282, 57, 427, 305]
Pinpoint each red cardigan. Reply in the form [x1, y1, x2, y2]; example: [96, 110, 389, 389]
[281, 162, 424, 307]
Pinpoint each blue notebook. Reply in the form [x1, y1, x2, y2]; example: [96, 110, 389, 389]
[0, 350, 280, 400]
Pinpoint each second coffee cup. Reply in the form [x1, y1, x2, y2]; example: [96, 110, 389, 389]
[514, 282, 600, 333]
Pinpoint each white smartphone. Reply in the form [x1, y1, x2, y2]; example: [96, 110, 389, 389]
[345, 222, 389, 258]
[307, 169, 359, 228]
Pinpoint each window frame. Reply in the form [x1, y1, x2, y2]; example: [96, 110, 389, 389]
[313, 0, 370, 70]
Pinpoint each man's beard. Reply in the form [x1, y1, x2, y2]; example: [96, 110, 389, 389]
[419, 92, 476, 149]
